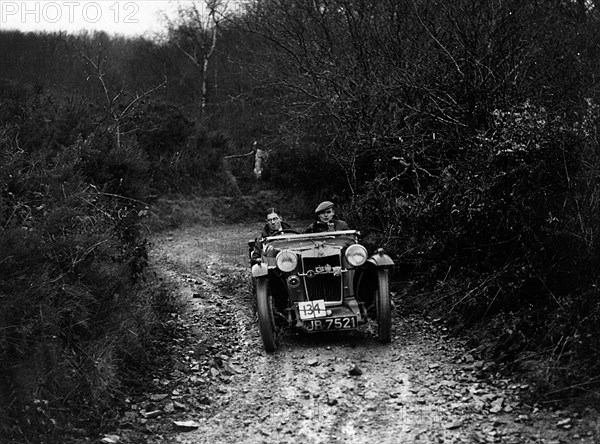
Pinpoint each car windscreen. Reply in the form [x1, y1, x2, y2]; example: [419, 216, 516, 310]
[264, 234, 357, 252]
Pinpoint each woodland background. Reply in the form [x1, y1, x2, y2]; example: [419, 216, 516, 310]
[1, 0, 599, 441]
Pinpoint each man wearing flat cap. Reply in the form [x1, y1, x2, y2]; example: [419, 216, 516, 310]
[305, 201, 349, 233]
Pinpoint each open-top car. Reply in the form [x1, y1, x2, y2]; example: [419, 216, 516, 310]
[250, 230, 394, 352]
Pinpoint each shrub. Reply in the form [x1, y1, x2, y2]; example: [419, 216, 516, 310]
[0, 82, 163, 441]
[351, 100, 600, 395]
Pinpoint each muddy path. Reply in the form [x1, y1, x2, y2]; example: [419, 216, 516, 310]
[139, 223, 599, 444]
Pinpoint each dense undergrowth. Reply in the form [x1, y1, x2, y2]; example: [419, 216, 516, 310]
[349, 101, 600, 405]
[0, 84, 177, 442]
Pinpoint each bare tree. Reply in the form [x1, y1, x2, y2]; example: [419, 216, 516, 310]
[70, 33, 167, 148]
[239, 0, 554, 195]
[240, 0, 429, 194]
[165, 0, 233, 118]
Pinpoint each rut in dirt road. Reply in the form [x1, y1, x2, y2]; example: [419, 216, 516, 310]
[149, 224, 599, 444]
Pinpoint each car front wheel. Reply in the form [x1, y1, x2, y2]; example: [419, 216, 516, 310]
[256, 277, 277, 352]
[376, 269, 392, 343]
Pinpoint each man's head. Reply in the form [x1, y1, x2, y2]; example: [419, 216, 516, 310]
[265, 207, 282, 231]
[314, 201, 335, 223]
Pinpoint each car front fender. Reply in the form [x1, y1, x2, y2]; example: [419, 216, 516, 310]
[252, 262, 269, 277]
[367, 252, 394, 268]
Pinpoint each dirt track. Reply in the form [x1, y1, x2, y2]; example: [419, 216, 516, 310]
[142, 223, 599, 444]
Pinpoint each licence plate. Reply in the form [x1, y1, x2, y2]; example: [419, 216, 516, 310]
[305, 316, 357, 331]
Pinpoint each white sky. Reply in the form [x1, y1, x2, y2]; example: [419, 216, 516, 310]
[0, 1, 183, 37]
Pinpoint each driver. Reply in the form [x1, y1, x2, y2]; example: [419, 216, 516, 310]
[261, 207, 293, 237]
[305, 201, 349, 233]
[250, 207, 294, 264]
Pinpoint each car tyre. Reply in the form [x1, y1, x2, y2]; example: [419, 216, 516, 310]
[376, 269, 392, 343]
[256, 277, 277, 352]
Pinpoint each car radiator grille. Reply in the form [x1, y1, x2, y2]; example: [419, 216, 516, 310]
[302, 255, 343, 303]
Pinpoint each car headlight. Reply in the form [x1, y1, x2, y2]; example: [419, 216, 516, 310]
[276, 250, 298, 272]
[345, 244, 368, 267]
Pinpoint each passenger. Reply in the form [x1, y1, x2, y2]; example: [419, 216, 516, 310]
[305, 201, 349, 233]
[250, 207, 293, 264]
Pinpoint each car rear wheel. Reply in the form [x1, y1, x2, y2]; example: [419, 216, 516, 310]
[376, 269, 392, 343]
[256, 277, 277, 352]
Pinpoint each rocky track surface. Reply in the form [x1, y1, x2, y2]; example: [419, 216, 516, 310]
[107, 223, 599, 444]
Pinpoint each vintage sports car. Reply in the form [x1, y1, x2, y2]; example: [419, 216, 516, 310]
[250, 230, 394, 352]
